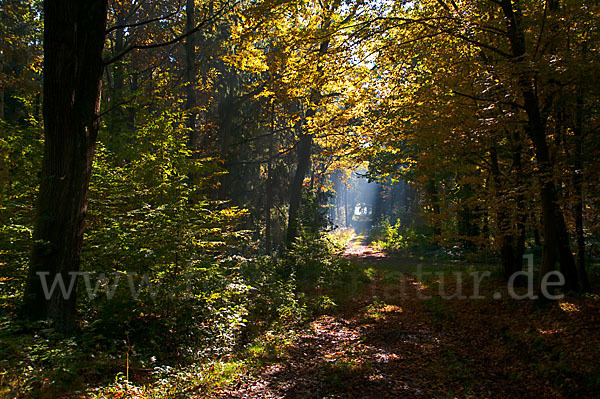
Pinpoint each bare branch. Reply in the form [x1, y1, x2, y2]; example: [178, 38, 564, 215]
[106, 3, 182, 35]
[103, 1, 237, 66]
[452, 89, 525, 110]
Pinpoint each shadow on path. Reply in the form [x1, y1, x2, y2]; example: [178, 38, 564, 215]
[213, 235, 587, 399]
[214, 237, 440, 398]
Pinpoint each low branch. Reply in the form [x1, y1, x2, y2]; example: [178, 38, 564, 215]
[451, 89, 524, 110]
[96, 96, 137, 120]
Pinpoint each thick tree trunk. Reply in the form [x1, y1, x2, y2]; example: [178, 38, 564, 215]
[523, 96, 579, 291]
[22, 0, 108, 331]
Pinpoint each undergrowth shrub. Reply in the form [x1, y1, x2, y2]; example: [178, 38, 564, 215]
[369, 219, 433, 255]
[0, 110, 358, 396]
[285, 231, 350, 293]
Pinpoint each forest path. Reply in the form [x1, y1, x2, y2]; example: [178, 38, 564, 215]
[213, 237, 442, 398]
[341, 235, 387, 258]
[212, 237, 567, 399]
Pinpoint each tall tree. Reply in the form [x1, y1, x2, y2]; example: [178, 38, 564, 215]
[498, 0, 582, 291]
[21, 0, 226, 329]
[185, 0, 200, 153]
[286, 3, 335, 245]
[22, 0, 108, 330]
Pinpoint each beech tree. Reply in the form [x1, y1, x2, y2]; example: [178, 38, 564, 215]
[22, 0, 109, 330]
[363, 0, 598, 291]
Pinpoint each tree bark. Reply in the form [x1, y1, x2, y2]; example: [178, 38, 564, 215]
[572, 85, 591, 291]
[500, 0, 580, 291]
[266, 102, 274, 254]
[490, 146, 516, 280]
[105, 12, 132, 156]
[344, 181, 349, 228]
[22, 0, 108, 331]
[185, 0, 199, 152]
[285, 24, 331, 245]
[372, 183, 385, 223]
[511, 131, 525, 273]
[0, 61, 4, 120]
[425, 179, 441, 240]
[286, 124, 313, 244]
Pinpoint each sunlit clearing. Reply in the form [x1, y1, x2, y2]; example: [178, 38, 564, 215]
[329, 168, 380, 234]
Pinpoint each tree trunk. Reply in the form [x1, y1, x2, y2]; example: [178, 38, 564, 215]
[266, 102, 274, 254]
[344, 181, 349, 228]
[217, 95, 236, 200]
[185, 0, 199, 152]
[500, 0, 580, 291]
[372, 183, 385, 223]
[490, 146, 516, 280]
[347, 187, 355, 228]
[572, 86, 591, 291]
[105, 14, 131, 156]
[285, 26, 331, 246]
[425, 180, 441, 240]
[533, 216, 541, 246]
[22, 0, 108, 331]
[511, 131, 526, 273]
[0, 61, 4, 120]
[524, 100, 579, 291]
[286, 126, 312, 245]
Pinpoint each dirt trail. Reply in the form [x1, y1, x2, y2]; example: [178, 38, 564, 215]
[342, 236, 387, 259]
[214, 238, 440, 398]
[211, 238, 597, 399]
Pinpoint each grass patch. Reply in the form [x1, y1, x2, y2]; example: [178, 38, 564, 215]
[244, 329, 296, 365]
[90, 359, 248, 398]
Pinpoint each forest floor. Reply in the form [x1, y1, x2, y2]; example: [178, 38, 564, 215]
[210, 238, 600, 399]
[6, 238, 598, 398]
